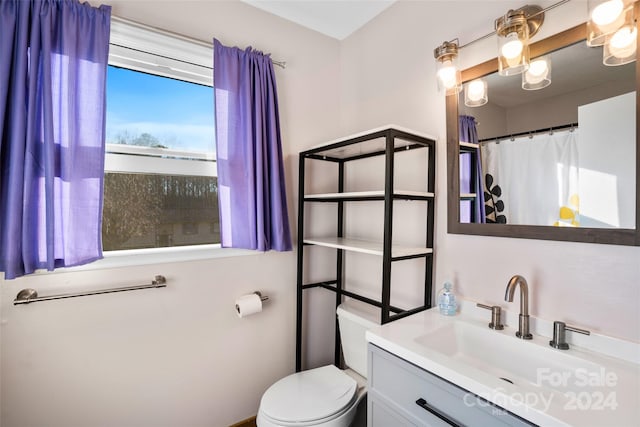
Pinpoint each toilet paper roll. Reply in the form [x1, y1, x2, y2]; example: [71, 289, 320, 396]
[235, 293, 263, 318]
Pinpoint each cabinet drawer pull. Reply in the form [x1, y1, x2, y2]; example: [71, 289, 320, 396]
[415, 398, 462, 426]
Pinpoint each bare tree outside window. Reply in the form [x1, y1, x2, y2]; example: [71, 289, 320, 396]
[102, 171, 219, 251]
[102, 129, 219, 250]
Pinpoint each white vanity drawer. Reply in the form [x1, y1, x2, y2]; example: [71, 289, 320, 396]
[369, 393, 420, 427]
[368, 344, 536, 426]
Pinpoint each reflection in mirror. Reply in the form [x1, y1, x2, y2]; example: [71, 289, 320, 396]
[457, 40, 636, 229]
[446, 19, 640, 246]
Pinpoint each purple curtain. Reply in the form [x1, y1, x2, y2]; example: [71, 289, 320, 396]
[0, 0, 111, 279]
[213, 39, 292, 251]
[459, 115, 486, 223]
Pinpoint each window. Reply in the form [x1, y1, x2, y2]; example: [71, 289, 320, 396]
[103, 18, 219, 252]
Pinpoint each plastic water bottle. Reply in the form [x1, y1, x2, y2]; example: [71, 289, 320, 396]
[437, 282, 458, 316]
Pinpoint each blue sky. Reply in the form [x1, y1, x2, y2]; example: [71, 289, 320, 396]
[106, 66, 215, 153]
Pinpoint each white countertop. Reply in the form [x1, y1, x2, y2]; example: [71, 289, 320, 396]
[366, 302, 640, 427]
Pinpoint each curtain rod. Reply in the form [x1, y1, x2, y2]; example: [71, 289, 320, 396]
[111, 15, 287, 69]
[478, 122, 578, 143]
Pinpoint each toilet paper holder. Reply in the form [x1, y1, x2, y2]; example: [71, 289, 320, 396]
[235, 291, 269, 318]
[254, 291, 269, 302]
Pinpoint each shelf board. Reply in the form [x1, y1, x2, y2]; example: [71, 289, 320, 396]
[460, 193, 477, 200]
[309, 124, 437, 150]
[303, 125, 436, 161]
[303, 237, 432, 258]
[305, 190, 434, 202]
[459, 141, 479, 151]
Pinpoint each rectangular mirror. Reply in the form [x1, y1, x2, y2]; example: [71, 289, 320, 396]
[446, 21, 640, 245]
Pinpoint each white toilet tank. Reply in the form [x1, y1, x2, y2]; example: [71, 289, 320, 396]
[336, 300, 380, 378]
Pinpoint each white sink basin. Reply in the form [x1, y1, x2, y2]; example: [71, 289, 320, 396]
[366, 306, 640, 427]
[414, 321, 604, 393]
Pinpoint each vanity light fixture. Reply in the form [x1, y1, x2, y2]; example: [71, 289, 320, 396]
[522, 55, 551, 90]
[465, 79, 488, 106]
[434, 40, 462, 95]
[495, 5, 544, 76]
[587, 0, 629, 46]
[586, 0, 637, 66]
[603, 5, 637, 65]
[603, 24, 637, 64]
[432, 1, 571, 97]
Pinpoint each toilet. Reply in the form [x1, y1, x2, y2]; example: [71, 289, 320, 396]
[256, 300, 379, 427]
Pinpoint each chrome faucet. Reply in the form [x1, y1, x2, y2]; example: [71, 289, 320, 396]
[504, 275, 533, 340]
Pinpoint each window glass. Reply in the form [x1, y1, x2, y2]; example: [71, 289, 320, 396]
[103, 33, 218, 252]
[106, 66, 215, 154]
[102, 173, 218, 250]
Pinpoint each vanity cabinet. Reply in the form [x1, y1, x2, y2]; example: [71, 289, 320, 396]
[367, 344, 536, 427]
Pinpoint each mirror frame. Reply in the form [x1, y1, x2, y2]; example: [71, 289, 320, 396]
[446, 15, 640, 246]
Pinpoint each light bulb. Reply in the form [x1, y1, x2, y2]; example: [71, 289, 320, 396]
[608, 25, 637, 58]
[522, 56, 551, 90]
[467, 80, 485, 102]
[437, 60, 458, 89]
[465, 79, 487, 107]
[525, 59, 549, 84]
[591, 0, 624, 27]
[501, 32, 524, 60]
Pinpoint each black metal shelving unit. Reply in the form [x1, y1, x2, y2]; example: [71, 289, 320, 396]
[295, 126, 436, 372]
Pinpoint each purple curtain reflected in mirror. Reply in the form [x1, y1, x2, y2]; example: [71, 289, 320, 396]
[458, 115, 486, 224]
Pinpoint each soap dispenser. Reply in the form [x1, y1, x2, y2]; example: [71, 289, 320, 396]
[437, 282, 458, 316]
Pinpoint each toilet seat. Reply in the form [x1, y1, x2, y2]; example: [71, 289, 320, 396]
[258, 365, 358, 426]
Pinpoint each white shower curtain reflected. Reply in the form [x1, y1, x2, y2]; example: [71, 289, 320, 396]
[481, 130, 579, 226]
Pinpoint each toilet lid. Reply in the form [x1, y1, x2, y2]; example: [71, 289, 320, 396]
[260, 365, 357, 423]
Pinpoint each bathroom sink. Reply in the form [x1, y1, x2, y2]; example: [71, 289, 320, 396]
[366, 306, 640, 427]
[413, 321, 603, 393]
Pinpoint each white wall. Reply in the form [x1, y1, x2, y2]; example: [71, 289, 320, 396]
[505, 79, 635, 135]
[0, 1, 341, 427]
[458, 98, 507, 140]
[579, 92, 636, 228]
[464, 78, 635, 140]
[338, 0, 640, 360]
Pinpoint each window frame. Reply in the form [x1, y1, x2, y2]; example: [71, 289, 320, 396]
[95, 17, 247, 268]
